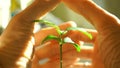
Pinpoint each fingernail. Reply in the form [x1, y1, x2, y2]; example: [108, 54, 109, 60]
[39, 58, 50, 65]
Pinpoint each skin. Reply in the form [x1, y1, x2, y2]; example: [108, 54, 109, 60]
[34, 0, 120, 68]
[0, 0, 120, 68]
[0, 0, 61, 68]
[62, 0, 120, 68]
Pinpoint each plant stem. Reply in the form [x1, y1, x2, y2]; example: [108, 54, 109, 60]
[60, 44, 63, 68]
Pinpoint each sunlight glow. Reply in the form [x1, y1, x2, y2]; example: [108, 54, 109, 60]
[0, 0, 10, 28]
[20, 0, 32, 10]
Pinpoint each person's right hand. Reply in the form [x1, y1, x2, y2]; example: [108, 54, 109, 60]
[62, 0, 120, 68]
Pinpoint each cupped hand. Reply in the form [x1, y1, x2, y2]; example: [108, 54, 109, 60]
[62, 0, 120, 68]
[0, 0, 61, 68]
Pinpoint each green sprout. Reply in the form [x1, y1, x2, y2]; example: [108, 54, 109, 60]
[34, 20, 92, 68]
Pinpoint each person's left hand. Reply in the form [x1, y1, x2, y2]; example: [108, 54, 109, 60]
[0, 0, 61, 68]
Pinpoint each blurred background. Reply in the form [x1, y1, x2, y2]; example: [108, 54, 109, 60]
[0, 0, 120, 34]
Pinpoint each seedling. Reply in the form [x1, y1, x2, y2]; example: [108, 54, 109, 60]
[34, 20, 92, 68]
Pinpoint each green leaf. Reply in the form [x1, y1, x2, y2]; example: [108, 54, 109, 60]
[66, 27, 93, 40]
[41, 35, 60, 44]
[60, 30, 68, 36]
[34, 20, 55, 26]
[63, 37, 81, 52]
[34, 20, 61, 35]
[72, 43, 81, 52]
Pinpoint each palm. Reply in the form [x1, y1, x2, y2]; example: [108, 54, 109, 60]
[92, 38, 105, 68]
[92, 24, 120, 68]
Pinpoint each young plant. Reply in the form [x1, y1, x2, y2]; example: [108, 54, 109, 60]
[34, 20, 92, 68]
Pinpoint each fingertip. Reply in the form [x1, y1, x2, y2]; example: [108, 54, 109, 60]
[66, 21, 77, 27]
[59, 21, 77, 30]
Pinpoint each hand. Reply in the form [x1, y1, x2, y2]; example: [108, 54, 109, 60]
[32, 21, 80, 68]
[32, 21, 99, 68]
[62, 0, 120, 68]
[0, 0, 61, 68]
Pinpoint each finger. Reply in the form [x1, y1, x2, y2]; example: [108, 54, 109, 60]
[34, 21, 77, 46]
[66, 62, 92, 68]
[34, 41, 75, 60]
[32, 55, 77, 68]
[34, 29, 96, 62]
[29, 0, 61, 20]
[62, 45, 93, 59]
[62, 0, 120, 33]
[59, 21, 77, 30]
[32, 56, 92, 68]
[34, 40, 93, 60]
[34, 40, 60, 59]
[64, 28, 97, 43]
[33, 41, 93, 68]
